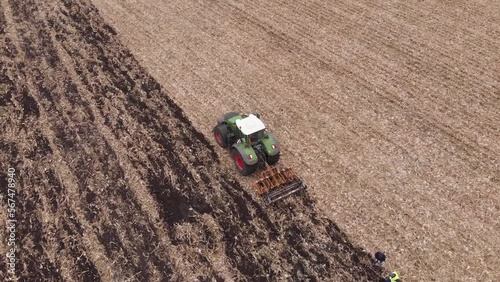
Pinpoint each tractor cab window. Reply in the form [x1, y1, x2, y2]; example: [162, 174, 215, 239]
[248, 130, 264, 143]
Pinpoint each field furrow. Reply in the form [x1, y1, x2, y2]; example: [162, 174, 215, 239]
[1, 0, 384, 280]
[89, 0, 500, 280]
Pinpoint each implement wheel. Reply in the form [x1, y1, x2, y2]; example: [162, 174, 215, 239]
[231, 149, 256, 176]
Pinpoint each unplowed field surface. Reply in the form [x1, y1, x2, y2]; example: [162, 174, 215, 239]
[89, 0, 500, 281]
[0, 0, 382, 281]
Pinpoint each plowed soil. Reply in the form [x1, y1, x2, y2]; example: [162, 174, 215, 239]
[0, 0, 382, 281]
[89, 0, 500, 281]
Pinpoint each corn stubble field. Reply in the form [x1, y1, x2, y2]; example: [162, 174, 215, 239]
[0, 0, 499, 281]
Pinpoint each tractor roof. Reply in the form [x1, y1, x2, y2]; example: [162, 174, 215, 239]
[236, 114, 266, 135]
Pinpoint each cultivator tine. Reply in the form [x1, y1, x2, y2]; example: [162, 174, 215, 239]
[253, 164, 306, 204]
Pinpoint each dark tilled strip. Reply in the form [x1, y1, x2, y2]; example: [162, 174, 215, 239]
[55, 0, 381, 279]
[6, 0, 160, 279]
[4, 0, 383, 279]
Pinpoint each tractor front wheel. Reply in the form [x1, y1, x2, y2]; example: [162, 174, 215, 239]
[213, 125, 228, 148]
[224, 112, 239, 120]
[231, 149, 256, 176]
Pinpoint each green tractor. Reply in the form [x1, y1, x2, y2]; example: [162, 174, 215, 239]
[213, 112, 306, 204]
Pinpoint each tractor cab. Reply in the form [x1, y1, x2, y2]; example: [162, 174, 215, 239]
[236, 114, 266, 144]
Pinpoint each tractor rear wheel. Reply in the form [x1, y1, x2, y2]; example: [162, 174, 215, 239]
[231, 149, 256, 176]
[213, 125, 228, 148]
[267, 153, 280, 165]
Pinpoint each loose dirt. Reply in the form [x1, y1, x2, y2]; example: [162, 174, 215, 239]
[0, 0, 383, 280]
[89, 0, 500, 281]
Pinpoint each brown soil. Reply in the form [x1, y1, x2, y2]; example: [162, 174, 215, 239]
[88, 0, 500, 281]
[0, 0, 382, 280]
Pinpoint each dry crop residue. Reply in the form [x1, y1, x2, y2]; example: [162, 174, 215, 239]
[0, 0, 381, 280]
[90, 0, 500, 280]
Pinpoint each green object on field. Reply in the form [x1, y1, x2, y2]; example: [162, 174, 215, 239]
[384, 271, 401, 282]
[213, 112, 305, 204]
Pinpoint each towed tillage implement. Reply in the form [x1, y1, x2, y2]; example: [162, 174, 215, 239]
[213, 112, 306, 204]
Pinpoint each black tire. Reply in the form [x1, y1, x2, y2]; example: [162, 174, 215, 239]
[266, 153, 280, 165]
[224, 112, 240, 121]
[213, 125, 228, 148]
[231, 149, 256, 176]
